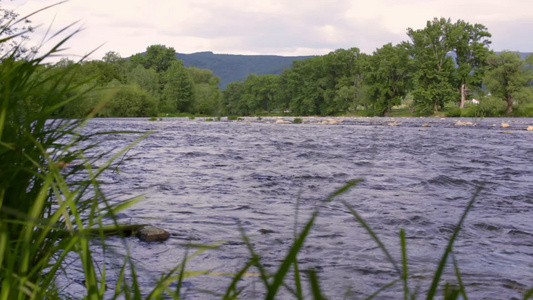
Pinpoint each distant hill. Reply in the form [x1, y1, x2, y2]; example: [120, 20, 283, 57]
[175, 52, 314, 89]
[175, 51, 531, 89]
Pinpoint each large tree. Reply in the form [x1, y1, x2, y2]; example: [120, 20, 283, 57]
[366, 43, 410, 116]
[484, 52, 533, 114]
[162, 60, 195, 112]
[451, 20, 492, 108]
[142, 44, 178, 73]
[406, 18, 458, 114]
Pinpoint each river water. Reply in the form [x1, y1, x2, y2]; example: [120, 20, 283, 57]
[81, 117, 532, 299]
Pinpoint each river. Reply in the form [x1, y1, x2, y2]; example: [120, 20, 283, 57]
[79, 117, 532, 299]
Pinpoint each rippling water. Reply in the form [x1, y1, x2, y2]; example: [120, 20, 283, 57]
[82, 117, 532, 299]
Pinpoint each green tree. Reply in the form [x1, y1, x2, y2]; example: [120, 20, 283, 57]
[107, 84, 158, 117]
[126, 64, 160, 96]
[406, 18, 458, 114]
[451, 20, 492, 108]
[143, 44, 178, 73]
[162, 60, 195, 112]
[188, 66, 222, 114]
[366, 43, 411, 116]
[484, 51, 533, 114]
[223, 81, 246, 115]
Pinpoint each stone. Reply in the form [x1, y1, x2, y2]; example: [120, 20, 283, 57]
[454, 121, 473, 126]
[136, 225, 170, 242]
[275, 119, 291, 124]
[422, 123, 430, 127]
[527, 126, 533, 131]
[501, 123, 510, 128]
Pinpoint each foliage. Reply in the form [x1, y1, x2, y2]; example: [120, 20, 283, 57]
[292, 117, 303, 123]
[106, 84, 158, 117]
[463, 95, 507, 117]
[162, 60, 195, 112]
[366, 43, 410, 116]
[0, 9, 144, 298]
[484, 51, 533, 114]
[406, 18, 459, 114]
[445, 107, 462, 117]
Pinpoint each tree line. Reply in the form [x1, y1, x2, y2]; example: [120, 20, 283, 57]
[224, 18, 533, 117]
[14, 17, 533, 118]
[41, 45, 222, 118]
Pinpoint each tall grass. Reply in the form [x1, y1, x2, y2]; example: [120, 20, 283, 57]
[0, 7, 147, 299]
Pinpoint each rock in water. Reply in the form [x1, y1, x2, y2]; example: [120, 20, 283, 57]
[501, 123, 510, 128]
[136, 225, 170, 242]
[527, 126, 533, 131]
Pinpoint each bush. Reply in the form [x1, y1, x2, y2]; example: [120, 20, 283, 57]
[293, 117, 303, 123]
[463, 96, 506, 118]
[107, 85, 158, 117]
[227, 115, 238, 120]
[445, 107, 462, 117]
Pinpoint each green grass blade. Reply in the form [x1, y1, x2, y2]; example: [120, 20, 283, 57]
[451, 253, 468, 300]
[307, 269, 327, 300]
[523, 289, 533, 300]
[294, 258, 304, 300]
[426, 186, 483, 300]
[400, 229, 410, 300]
[265, 212, 317, 300]
[366, 279, 399, 300]
[223, 260, 253, 300]
[238, 225, 271, 289]
[326, 179, 363, 202]
[343, 201, 400, 274]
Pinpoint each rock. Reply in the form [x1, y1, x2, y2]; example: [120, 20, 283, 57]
[136, 225, 170, 242]
[454, 121, 473, 126]
[527, 126, 533, 131]
[326, 118, 338, 125]
[501, 123, 510, 128]
[275, 119, 291, 124]
[258, 228, 275, 234]
[501, 131, 513, 134]
[387, 122, 402, 126]
[422, 123, 430, 127]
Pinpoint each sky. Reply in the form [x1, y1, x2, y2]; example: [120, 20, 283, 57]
[2, 0, 533, 61]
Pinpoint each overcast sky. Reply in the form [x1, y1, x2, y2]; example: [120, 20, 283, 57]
[3, 0, 533, 61]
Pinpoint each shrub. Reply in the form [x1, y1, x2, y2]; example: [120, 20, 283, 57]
[445, 107, 462, 117]
[293, 117, 303, 123]
[227, 115, 238, 120]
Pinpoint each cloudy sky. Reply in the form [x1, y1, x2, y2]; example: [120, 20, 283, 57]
[3, 0, 533, 61]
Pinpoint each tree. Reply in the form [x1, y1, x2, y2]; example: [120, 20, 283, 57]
[366, 43, 410, 116]
[162, 61, 194, 112]
[406, 18, 458, 114]
[126, 64, 160, 96]
[484, 51, 533, 114]
[143, 44, 178, 73]
[451, 20, 492, 109]
[188, 67, 222, 114]
[107, 85, 158, 117]
[223, 81, 245, 115]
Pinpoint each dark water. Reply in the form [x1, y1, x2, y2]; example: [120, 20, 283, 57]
[83, 117, 532, 299]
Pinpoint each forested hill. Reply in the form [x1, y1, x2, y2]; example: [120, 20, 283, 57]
[175, 51, 314, 89]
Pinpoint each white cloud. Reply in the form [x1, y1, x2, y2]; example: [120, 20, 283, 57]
[2, 0, 532, 61]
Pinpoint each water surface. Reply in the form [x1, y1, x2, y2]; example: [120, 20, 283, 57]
[83, 117, 532, 299]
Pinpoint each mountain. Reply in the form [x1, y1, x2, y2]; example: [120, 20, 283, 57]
[175, 51, 314, 89]
[176, 51, 532, 89]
